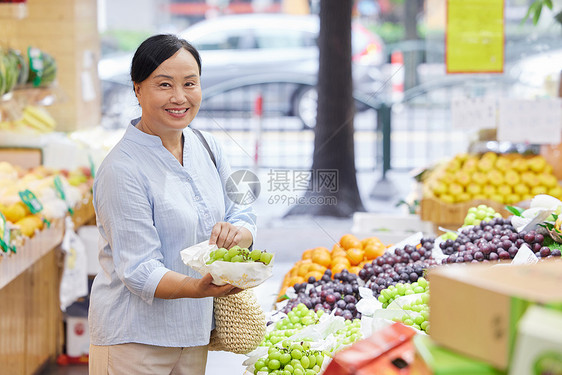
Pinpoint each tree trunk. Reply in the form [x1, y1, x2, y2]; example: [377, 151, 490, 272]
[286, 0, 365, 217]
[403, 0, 422, 90]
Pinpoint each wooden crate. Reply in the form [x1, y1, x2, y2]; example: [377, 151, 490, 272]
[420, 194, 512, 233]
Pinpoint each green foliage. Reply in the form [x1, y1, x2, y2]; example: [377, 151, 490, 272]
[522, 0, 557, 25]
[369, 22, 404, 44]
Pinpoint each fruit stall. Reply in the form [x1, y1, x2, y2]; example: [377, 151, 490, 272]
[237, 198, 562, 374]
[0, 159, 95, 374]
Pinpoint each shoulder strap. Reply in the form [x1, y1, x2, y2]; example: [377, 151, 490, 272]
[191, 128, 217, 168]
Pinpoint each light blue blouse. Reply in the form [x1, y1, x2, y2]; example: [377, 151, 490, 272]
[89, 122, 257, 347]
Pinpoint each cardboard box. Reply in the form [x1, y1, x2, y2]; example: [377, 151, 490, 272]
[510, 306, 562, 375]
[428, 261, 562, 371]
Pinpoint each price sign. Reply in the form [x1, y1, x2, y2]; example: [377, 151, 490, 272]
[19, 189, 43, 213]
[446, 0, 504, 73]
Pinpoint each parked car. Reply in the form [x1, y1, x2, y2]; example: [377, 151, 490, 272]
[99, 13, 386, 129]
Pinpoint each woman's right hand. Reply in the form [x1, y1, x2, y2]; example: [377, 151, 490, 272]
[195, 273, 243, 298]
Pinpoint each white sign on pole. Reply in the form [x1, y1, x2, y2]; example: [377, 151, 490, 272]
[451, 97, 497, 130]
[497, 98, 562, 144]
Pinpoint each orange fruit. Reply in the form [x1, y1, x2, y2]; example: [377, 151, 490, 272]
[302, 248, 314, 260]
[340, 234, 362, 250]
[362, 236, 384, 248]
[305, 270, 324, 282]
[287, 275, 305, 288]
[309, 263, 327, 274]
[349, 266, 361, 275]
[312, 249, 331, 268]
[346, 247, 365, 266]
[330, 256, 351, 269]
[332, 243, 345, 253]
[297, 262, 312, 277]
[331, 263, 348, 276]
[364, 242, 385, 260]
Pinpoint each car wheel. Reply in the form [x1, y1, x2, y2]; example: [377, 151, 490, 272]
[293, 86, 318, 129]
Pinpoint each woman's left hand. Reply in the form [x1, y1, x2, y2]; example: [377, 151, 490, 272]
[209, 222, 249, 249]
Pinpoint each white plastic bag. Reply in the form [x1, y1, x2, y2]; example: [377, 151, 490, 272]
[60, 216, 88, 311]
[180, 241, 273, 289]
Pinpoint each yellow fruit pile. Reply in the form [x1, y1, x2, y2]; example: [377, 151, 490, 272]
[278, 234, 387, 300]
[426, 152, 562, 204]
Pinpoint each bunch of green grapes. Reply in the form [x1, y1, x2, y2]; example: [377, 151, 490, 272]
[393, 292, 430, 332]
[439, 231, 458, 242]
[377, 277, 429, 308]
[254, 341, 325, 375]
[207, 245, 273, 265]
[325, 318, 363, 355]
[261, 304, 323, 347]
[463, 204, 502, 227]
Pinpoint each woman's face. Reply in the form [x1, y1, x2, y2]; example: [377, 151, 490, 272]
[134, 48, 202, 133]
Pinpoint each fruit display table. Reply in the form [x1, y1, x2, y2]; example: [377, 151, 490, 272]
[0, 204, 95, 375]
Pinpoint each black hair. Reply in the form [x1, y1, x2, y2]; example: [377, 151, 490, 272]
[130, 34, 202, 85]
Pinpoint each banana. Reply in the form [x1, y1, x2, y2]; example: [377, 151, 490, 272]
[24, 105, 56, 129]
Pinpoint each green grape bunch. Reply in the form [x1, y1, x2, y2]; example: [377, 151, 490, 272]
[207, 245, 273, 265]
[463, 204, 502, 227]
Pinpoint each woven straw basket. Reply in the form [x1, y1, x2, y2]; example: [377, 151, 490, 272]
[209, 289, 266, 354]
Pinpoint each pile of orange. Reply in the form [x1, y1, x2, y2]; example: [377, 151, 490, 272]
[278, 234, 387, 300]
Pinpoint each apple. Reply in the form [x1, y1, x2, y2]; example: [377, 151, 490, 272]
[462, 157, 478, 173]
[497, 185, 512, 196]
[448, 183, 464, 196]
[477, 158, 494, 173]
[454, 170, 471, 186]
[495, 156, 512, 171]
[538, 173, 557, 188]
[445, 159, 461, 174]
[482, 185, 496, 196]
[505, 194, 521, 205]
[432, 180, 447, 196]
[466, 183, 482, 195]
[440, 194, 455, 204]
[513, 183, 530, 196]
[531, 186, 548, 196]
[481, 151, 498, 163]
[522, 172, 540, 188]
[471, 172, 489, 185]
[527, 156, 546, 173]
[457, 192, 471, 203]
[503, 170, 521, 186]
[511, 158, 528, 173]
[549, 185, 562, 200]
[486, 169, 504, 186]
[489, 194, 505, 204]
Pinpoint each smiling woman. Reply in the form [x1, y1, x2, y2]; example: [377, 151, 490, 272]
[88, 34, 257, 375]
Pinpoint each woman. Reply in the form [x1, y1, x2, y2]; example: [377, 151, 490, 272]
[89, 34, 257, 374]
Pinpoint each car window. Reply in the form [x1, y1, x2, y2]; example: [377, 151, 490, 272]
[254, 29, 316, 49]
[193, 29, 256, 50]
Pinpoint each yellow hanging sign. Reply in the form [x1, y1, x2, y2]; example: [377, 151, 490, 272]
[446, 0, 504, 73]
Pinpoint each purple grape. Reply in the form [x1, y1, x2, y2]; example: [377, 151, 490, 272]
[336, 300, 346, 309]
[533, 243, 542, 252]
[501, 240, 512, 250]
[325, 294, 336, 304]
[498, 251, 511, 260]
[551, 249, 561, 257]
[346, 303, 356, 312]
[474, 251, 484, 261]
[411, 252, 421, 261]
[489, 252, 499, 261]
[539, 247, 551, 257]
[524, 233, 536, 243]
[342, 310, 353, 320]
[508, 246, 519, 258]
[535, 234, 544, 244]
